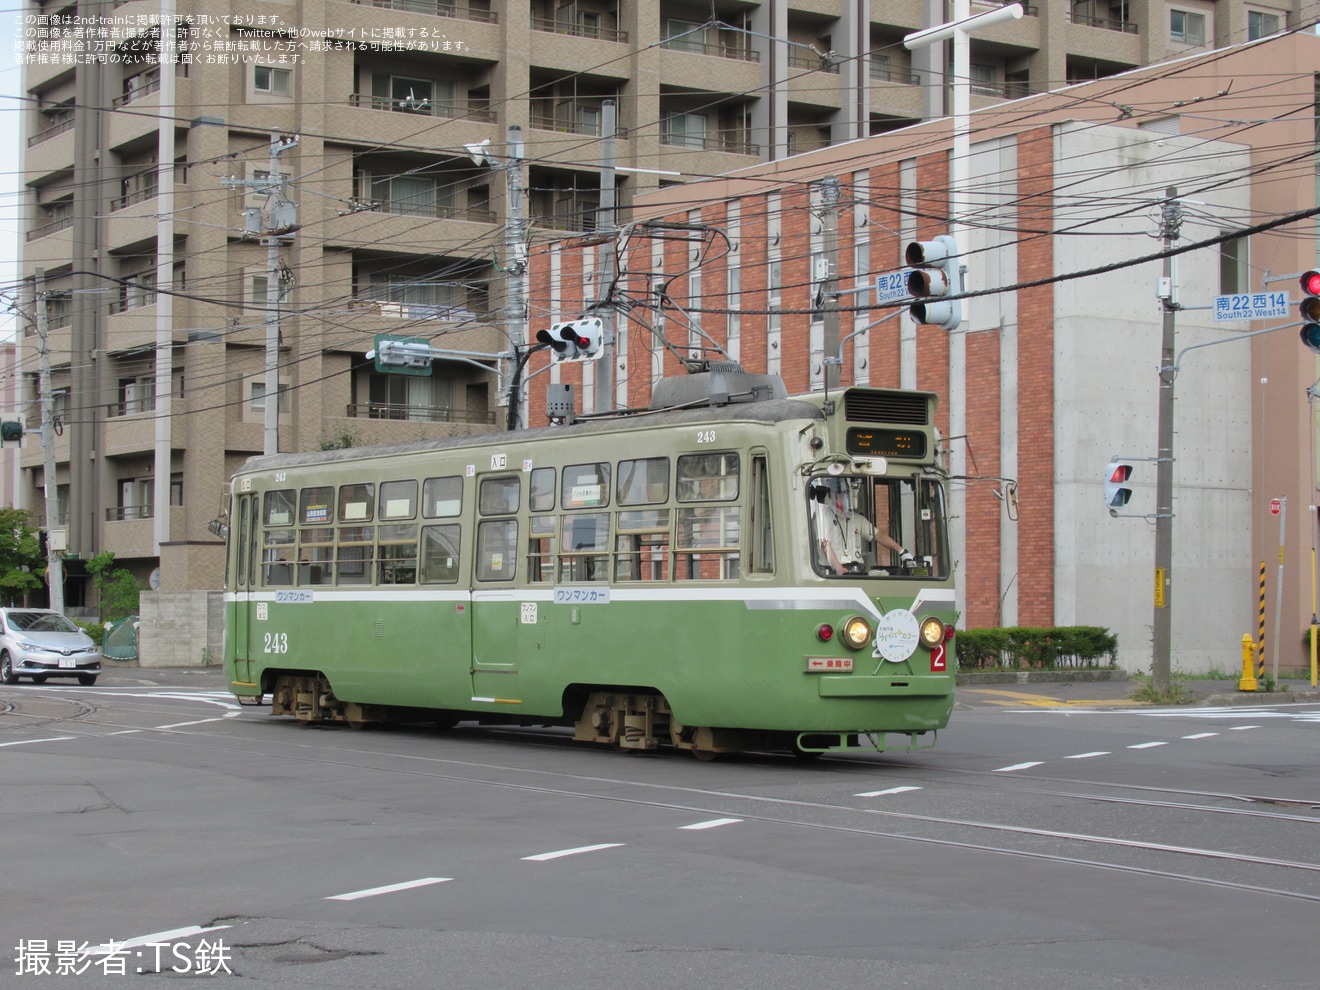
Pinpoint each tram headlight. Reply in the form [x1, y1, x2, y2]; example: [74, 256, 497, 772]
[919, 616, 946, 649]
[839, 616, 872, 651]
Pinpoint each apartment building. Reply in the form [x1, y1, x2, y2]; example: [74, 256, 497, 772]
[14, 0, 1300, 633]
[529, 30, 1320, 673]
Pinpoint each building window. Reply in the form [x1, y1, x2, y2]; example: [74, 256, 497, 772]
[664, 18, 706, 52]
[662, 112, 707, 149]
[254, 65, 291, 95]
[1170, 9, 1206, 44]
[1220, 235, 1248, 295]
[117, 271, 157, 312]
[250, 381, 290, 412]
[1247, 10, 1280, 39]
[118, 376, 155, 415]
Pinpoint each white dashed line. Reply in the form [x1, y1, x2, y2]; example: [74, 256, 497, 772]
[855, 786, 922, 797]
[0, 736, 75, 748]
[1127, 741, 1168, 749]
[1229, 725, 1261, 731]
[992, 761, 1043, 773]
[85, 925, 232, 955]
[1182, 732, 1218, 739]
[1064, 751, 1110, 759]
[680, 818, 742, 830]
[521, 844, 624, 862]
[326, 877, 452, 901]
[153, 718, 226, 730]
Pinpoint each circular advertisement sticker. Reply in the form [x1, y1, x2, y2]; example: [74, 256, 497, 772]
[873, 608, 920, 662]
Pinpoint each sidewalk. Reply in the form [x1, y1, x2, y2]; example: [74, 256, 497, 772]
[956, 668, 1320, 708]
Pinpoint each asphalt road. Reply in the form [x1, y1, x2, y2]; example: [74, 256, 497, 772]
[3, 667, 1318, 989]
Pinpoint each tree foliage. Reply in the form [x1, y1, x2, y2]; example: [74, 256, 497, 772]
[0, 507, 46, 604]
[85, 550, 143, 622]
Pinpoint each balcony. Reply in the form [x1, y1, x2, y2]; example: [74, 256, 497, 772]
[528, 109, 628, 139]
[531, 16, 626, 43]
[347, 92, 496, 123]
[28, 116, 75, 147]
[659, 38, 758, 62]
[26, 215, 73, 242]
[1067, 10, 1138, 33]
[358, 197, 495, 224]
[658, 131, 759, 156]
[346, 402, 495, 425]
[110, 183, 157, 213]
[788, 49, 841, 74]
[349, 0, 497, 21]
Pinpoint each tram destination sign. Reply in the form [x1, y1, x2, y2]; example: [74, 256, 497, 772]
[1214, 291, 1288, 322]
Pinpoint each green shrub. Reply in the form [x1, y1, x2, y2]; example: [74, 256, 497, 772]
[955, 626, 1118, 670]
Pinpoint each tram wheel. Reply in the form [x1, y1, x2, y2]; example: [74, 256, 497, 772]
[691, 748, 719, 762]
[345, 719, 369, 730]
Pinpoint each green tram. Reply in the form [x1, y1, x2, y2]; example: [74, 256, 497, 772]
[222, 370, 957, 757]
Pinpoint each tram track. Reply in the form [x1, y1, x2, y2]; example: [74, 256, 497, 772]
[15, 705, 1319, 904]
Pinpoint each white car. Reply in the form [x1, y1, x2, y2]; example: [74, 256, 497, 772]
[0, 608, 103, 686]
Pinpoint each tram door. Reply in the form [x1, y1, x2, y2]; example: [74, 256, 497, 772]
[469, 472, 522, 704]
[231, 492, 258, 688]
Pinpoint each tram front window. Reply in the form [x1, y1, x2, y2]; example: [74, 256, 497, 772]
[809, 475, 948, 578]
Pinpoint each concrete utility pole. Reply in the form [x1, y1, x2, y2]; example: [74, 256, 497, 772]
[153, 1, 176, 554]
[819, 175, 841, 392]
[595, 100, 617, 412]
[222, 129, 299, 456]
[34, 268, 65, 614]
[1152, 186, 1182, 693]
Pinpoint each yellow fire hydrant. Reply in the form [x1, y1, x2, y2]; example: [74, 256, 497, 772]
[1238, 633, 1258, 692]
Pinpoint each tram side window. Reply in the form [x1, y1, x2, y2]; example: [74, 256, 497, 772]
[747, 455, 774, 574]
[676, 452, 739, 501]
[529, 468, 556, 512]
[559, 512, 609, 582]
[235, 497, 250, 590]
[299, 527, 334, 586]
[562, 462, 610, 508]
[419, 524, 460, 584]
[378, 523, 418, 584]
[264, 489, 296, 526]
[675, 506, 741, 581]
[337, 525, 374, 585]
[339, 482, 375, 523]
[480, 476, 520, 515]
[422, 476, 463, 518]
[615, 509, 670, 581]
[261, 489, 297, 586]
[527, 515, 555, 584]
[300, 486, 334, 526]
[379, 479, 418, 520]
[476, 519, 517, 581]
[616, 457, 669, 506]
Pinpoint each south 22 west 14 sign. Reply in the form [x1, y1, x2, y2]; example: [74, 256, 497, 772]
[1214, 292, 1288, 322]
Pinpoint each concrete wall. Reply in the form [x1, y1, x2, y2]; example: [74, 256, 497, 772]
[1052, 122, 1253, 674]
[138, 590, 224, 668]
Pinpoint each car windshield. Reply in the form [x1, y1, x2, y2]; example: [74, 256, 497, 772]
[7, 611, 80, 633]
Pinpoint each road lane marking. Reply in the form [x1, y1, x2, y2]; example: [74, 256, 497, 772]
[1229, 725, 1260, 731]
[1182, 732, 1218, 739]
[680, 818, 742, 830]
[992, 761, 1043, 772]
[326, 877, 452, 901]
[153, 718, 226, 730]
[521, 843, 624, 862]
[0, 736, 75, 748]
[855, 786, 922, 797]
[1065, 751, 1110, 759]
[85, 925, 232, 955]
[1128, 741, 1168, 749]
[107, 730, 142, 736]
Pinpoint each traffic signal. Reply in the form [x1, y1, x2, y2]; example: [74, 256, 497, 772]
[536, 317, 604, 363]
[0, 420, 23, 443]
[1300, 269, 1320, 353]
[905, 234, 962, 330]
[1105, 460, 1133, 515]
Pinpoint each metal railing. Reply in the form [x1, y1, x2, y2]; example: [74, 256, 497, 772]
[26, 216, 73, 241]
[110, 184, 158, 212]
[363, 198, 496, 223]
[349, 93, 496, 123]
[113, 75, 161, 108]
[530, 16, 626, 43]
[349, 0, 497, 21]
[660, 38, 759, 62]
[1068, 11, 1139, 33]
[659, 131, 759, 155]
[528, 111, 627, 138]
[28, 116, 75, 147]
[346, 402, 496, 425]
[869, 63, 920, 85]
[787, 50, 840, 73]
[106, 505, 154, 521]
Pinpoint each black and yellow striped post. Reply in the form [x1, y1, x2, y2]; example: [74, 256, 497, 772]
[1257, 561, 1267, 680]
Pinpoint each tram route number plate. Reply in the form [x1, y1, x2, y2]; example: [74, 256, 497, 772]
[553, 587, 611, 604]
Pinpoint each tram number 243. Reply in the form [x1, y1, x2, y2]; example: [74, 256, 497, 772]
[263, 632, 290, 654]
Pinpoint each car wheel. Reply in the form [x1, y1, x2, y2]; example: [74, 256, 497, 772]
[30, 675, 47, 684]
[0, 651, 15, 685]
[77, 674, 97, 686]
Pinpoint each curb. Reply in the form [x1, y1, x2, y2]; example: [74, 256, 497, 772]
[955, 670, 1129, 686]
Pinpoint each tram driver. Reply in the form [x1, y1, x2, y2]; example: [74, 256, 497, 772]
[811, 477, 913, 575]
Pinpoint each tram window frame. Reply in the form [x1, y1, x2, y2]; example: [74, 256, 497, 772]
[479, 476, 520, 516]
[338, 482, 375, 523]
[422, 476, 463, 518]
[419, 523, 461, 584]
[247, 496, 259, 588]
[476, 519, 518, 581]
[616, 457, 669, 506]
[300, 486, 334, 526]
[614, 509, 670, 582]
[298, 527, 334, 586]
[235, 496, 251, 589]
[527, 514, 556, 584]
[676, 452, 739, 502]
[747, 454, 774, 574]
[377, 522, 419, 584]
[562, 462, 610, 509]
[379, 479, 418, 520]
[529, 467, 556, 512]
[262, 526, 296, 586]
[674, 505, 741, 581]
[336, 524, 374, 585]
[263, 489, 296, 526]
[558, 512, 610, 582]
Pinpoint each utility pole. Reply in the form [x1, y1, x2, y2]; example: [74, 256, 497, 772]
[503, 126, 527, 428]
[1153, 186, 1182, 693]
[595, 100, 617, 412]
[222, 129, 299, 455]
[153, 0, 176, 554]
[34, 268, 64, 614]
[819, 175, 841, 392]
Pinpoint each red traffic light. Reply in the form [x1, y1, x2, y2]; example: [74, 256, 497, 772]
[1301, 270, 1320, 297]
[1108, 464, 1131, 484]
